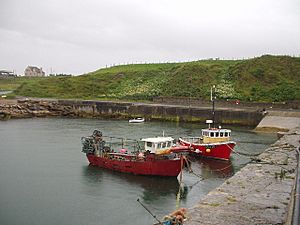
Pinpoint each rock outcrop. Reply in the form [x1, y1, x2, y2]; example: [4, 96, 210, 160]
[0, 99, 76, 120]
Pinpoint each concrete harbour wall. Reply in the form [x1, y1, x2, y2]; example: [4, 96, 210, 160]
[186, 128, 300, 225]
[60, 100, 263, 126]
[153, 97, 300, 110]
[1, 99, 264, 126]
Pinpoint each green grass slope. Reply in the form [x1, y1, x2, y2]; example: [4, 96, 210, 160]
[228, 55, 300, 101]
[9, 55, 300, 102]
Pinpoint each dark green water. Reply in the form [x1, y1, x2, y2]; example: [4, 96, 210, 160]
[0, 118, 277, 225]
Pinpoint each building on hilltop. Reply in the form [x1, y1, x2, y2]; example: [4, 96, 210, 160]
[24, 66, 45, 77]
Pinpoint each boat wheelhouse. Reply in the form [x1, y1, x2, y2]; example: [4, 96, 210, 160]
[201, 127, 232, 144]
[141, 137, 174, 155]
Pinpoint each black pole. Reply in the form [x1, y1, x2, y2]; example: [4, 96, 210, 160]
[211, 85, 215, 128]
[212, 97, 215, 128]
[137, 198, 162, 224]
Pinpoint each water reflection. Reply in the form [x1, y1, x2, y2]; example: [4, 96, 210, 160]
[81, 157, 234, 203]
[188, 156, 234, 179]
[81, 165, 180, 202]
[81, 165, 105, 183]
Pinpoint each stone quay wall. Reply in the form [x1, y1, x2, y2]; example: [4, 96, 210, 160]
[0, 99, 264, 126]
[186, 127, 300, 225]
[153, 96, 300, 110]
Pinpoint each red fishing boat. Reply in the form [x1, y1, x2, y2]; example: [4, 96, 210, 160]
[179, 121, 236, 160]
[179, 86, 236, 160]
[81, 130, 189, 177]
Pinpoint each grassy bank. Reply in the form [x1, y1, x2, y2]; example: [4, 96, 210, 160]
[3, 55, 300, 102]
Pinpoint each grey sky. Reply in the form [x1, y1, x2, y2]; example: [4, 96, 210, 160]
[0, 0, 299, 75]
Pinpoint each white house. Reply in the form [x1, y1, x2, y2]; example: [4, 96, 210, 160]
[24, 66, 45, 77]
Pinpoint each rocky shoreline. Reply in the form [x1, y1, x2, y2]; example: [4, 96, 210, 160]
[0, 99, 76, 120]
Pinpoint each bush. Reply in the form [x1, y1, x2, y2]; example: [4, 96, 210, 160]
[251, 68, 265, 78]
[271, 82, 297, 102]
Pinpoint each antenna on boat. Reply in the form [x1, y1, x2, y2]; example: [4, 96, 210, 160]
[211, 85, 216, 128]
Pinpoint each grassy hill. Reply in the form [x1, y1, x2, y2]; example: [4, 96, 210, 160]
[4, 55, 300, 102]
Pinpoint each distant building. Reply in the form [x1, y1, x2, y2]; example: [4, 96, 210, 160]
[24, 66, 45, 77]
[49, 73, 72, 77]
[0, 70, 16, 78]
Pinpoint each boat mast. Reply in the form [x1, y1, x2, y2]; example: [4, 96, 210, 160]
[211, 85, 215, 128]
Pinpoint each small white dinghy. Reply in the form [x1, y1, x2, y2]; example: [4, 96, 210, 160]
[129, 117, 145, 123]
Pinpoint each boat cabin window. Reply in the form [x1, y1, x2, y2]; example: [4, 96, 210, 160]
[146, 142, 152, 147]
[204, 129, 231, 138]
[161, 142, 166, 148]
[204, 130, 231, 138]
[157, 143, 161, 149]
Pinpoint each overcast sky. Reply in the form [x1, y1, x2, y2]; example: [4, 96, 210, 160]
[0, 0, 299, 75]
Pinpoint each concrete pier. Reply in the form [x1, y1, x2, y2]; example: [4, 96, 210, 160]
[186, 127, 300, 225]
[255, 111, 300, 132]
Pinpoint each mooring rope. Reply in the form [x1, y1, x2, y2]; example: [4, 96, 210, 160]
[227, 143, 261, 158]
[184, 156, 205, 180]
[176, 156, 184, 210]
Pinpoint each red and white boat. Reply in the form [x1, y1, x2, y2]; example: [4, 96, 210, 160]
[179, 86, 236, 160]
[81, 130, 189, 177]
[179, 120, 236, 160]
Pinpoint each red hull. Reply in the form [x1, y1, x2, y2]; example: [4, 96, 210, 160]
[86, 154, 182, 177]
[179, 139, 236, 160]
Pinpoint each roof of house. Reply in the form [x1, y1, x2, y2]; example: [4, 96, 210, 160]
[26, 66, 43, 71]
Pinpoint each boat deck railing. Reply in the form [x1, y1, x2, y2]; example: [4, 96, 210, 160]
[102, 136, 142, 152]
[180, 137, 202, 144]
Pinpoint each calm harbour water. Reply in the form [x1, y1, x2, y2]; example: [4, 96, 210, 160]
[0, 118, 277, 225]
